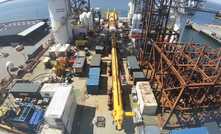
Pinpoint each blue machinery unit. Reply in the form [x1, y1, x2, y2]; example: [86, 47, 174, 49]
[8, 103, 44, 133]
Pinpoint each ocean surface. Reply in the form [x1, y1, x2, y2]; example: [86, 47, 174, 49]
[0, 0, 129, 23]
[0, 0, 49, 23]
[0, 0, 221, 46]
[180, 1, 221, 48]
[0, 0, 220, 23]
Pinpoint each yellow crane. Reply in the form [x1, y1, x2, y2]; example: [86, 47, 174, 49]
[107, 11, 134, 130]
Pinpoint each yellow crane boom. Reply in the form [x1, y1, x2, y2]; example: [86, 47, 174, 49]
[107, 11, 134, 130]
[111, 32, 124, 130]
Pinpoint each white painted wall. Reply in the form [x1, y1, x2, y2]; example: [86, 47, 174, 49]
[48, 0, 73, 44]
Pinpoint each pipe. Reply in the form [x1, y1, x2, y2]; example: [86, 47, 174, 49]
[0, 124, 25, 134]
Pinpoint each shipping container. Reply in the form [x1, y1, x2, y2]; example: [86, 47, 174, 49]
[40, 83, 66, 98]
[44, 84, 77, 134]
[87, 67, 101, 94]
[90, 54, 101, 67]
[87, 86, 99, 94]
[127, 56, 140, 77]
[48, 44, 70, 58]
[169, 127, 209, 134]
[133, 71, 147, 85]
[87, 76, 100, 94]
[136, 82, 157, 115]
[89, 67, 101, 77]
[9, 81, 42, 98]
[87, 77, 100, 85]
[56, 44, 70, 57]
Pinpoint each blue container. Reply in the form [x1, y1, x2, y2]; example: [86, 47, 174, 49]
[89, 67, 100, 76]
[87, 85, 99, 94]
[87, 67, 101, 95]
[87, 77, 99, 86]
[89, 75, 99, 79]
[87, 77, 100, 94]
[170, 127, 209, 134]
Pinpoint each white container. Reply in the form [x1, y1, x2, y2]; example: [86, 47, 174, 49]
[49, 44, 70, 57]
[44, 84, 77, 134]
[136, 81, 158, 115]
[40, 83, 66, 98]
[57, 44, 70, 57]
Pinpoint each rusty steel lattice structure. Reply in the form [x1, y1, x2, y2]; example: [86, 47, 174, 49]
[139, 0, 178, 64]
[145, 42, 221, 128]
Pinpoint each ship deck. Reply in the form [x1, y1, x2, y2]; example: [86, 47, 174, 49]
[0, 33, 51, 81]
[21, 34, 137, 134]
[1, 24, 221, 134]
[190, 23, 221, 44]
[70, 58, 135, 134]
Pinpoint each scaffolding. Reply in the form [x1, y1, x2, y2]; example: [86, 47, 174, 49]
[139, 0, 177, 65]
[145, 42, 221, 128]
[139, 0, 221, 129]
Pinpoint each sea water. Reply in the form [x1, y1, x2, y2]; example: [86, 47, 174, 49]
[0, 0, 221, 46]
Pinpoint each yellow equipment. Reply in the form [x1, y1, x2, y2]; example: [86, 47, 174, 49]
[106, 10, 118, 31]
[52, 59, 66, 77]
[0, 106, 8, 118]
[108, 11, 134, 130]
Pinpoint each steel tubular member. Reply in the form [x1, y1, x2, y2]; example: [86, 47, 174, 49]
[145, 42, 221, 128]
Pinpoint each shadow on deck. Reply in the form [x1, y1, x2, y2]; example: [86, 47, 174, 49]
[72, 105, 96, 134]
